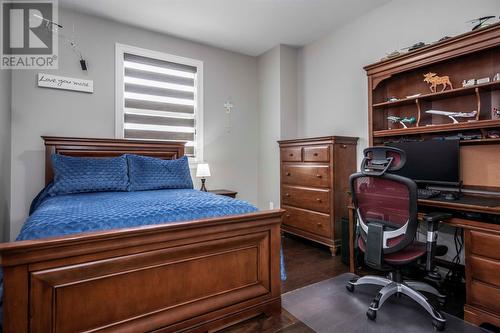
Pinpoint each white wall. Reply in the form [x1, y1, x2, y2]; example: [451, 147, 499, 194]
[257, 46, 281, 210]
[9, 9, 259, 240]
[298, 0, 500, 165]
[0, 69, 11, 242]
[257, 45, 299, 210]
[297, 0, 500, 261]
[279, 46, 298, 140]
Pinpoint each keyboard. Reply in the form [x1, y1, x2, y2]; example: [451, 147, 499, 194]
[417, 189, 441, 199]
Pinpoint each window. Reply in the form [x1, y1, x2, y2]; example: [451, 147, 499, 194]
[115, 44, 203, 161]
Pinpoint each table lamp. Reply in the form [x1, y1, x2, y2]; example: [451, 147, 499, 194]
[196, 163, 211, 191]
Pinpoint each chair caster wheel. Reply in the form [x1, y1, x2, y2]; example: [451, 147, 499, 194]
[346, 284, 354, 292]
[432, 319, 445, 331]
[366, 309, 377, 321]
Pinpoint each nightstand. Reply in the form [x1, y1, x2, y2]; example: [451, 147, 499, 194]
[209, 189, 238, 198]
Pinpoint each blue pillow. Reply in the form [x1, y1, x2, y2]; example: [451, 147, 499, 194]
[48, 154, 129, 196]
[127, 154, 193, 191]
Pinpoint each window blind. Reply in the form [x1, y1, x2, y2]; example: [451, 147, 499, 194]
[122, 53, 198, 157]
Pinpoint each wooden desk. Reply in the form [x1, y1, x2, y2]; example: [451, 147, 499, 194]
[347, 198, 500, 327]
[418, 197, 500, 215]
[357, 22, 500, 329]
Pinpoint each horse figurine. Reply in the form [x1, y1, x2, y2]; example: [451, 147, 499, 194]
[423, 72, 453, 92]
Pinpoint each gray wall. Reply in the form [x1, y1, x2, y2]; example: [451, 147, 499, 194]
[279, 46, 298, 141]
[10, 9, 259, 240]
[298, 0, 500, 165]
[257, 46, 281, 210]
[257, 45, 299, 210]
[0, 69, 11, 242]
[297, 0, 500, 261]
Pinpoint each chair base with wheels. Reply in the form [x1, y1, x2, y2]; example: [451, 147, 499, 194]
[346, 269, 447, 331]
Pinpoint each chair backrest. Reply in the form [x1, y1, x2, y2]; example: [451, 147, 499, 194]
[350, 147, 418, 255]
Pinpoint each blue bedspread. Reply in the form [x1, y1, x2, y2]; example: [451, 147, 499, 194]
[0, 189, 286, 329]
[18, 188, 259, 240]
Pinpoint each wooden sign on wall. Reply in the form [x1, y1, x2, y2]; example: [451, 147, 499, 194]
[37, 73, 94, 93]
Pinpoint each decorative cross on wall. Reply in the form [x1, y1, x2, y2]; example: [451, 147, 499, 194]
[224, 101, 234, 114]
[223, 100, 234, 133]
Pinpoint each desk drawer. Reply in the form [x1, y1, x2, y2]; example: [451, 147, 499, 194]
[281, 185, 330, 213]
[282, 165, 330, 188]
[303, 146, 330, 162]
[281, 147, 302, 162]
[283, 206, 331, 237]
[470, 280, 500, 315]
[469, 255, 500, 288]
[469, 231, 500, 261]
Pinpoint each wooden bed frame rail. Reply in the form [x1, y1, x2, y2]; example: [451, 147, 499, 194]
[0, 137, 283, 333]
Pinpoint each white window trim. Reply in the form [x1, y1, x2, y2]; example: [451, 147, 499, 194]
[115, 43, 204, 164]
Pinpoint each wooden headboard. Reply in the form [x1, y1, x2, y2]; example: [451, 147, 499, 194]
[43, 136, 186, 185]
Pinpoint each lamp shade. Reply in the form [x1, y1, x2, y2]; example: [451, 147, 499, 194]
[196, 163, 211, 177]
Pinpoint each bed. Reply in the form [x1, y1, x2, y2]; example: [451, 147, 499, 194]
[0, 136, 284, 333]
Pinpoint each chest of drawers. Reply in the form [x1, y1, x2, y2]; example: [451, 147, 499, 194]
[278, 136, 358, 255]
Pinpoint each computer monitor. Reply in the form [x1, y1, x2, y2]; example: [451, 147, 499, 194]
[387, 140, 460, 186]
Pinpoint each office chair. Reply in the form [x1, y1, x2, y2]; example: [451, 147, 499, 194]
[346, 147, 451, 331]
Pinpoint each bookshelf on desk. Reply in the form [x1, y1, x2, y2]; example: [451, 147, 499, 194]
[359, 23, 500, 328]
[366, 23, 500, 147]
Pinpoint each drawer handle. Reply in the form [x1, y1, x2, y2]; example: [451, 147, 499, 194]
[290, 153, 294, 156]
[286, 172, 291, 176]
[316, 174, 322, 178]
[286, 214, 291, 218]
[285, 193, 290, 197]
[316, 223, 322, 227]
[316, 198, 321, 202]
[341, 144, 347, 149]
[313, 153, 318, 156]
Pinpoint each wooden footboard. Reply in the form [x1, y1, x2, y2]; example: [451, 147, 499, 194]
[0, 210, 283, 333]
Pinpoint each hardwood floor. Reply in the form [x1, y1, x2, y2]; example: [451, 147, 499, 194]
[281, 235, 348, 293]
[215, 310, 314, 333]
[219, 234, 348, 333]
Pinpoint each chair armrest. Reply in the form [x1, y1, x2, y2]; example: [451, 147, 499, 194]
[365, 222, 384, 269]
[423, 212, 452, 223]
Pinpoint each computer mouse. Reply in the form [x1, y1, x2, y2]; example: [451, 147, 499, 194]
[443, 192, 459, 201]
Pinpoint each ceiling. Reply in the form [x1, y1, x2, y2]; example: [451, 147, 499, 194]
[60, 0, 391, 56]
